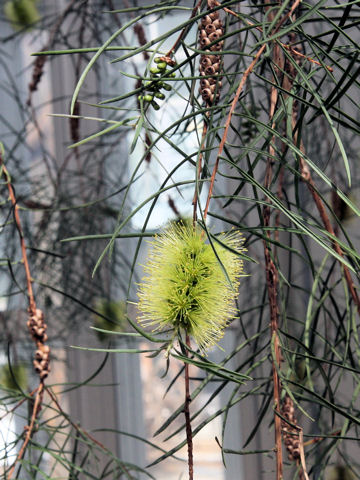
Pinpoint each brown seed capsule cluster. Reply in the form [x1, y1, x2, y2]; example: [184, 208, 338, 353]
[28, 55, 47, 94]
[27, 309, 50, 380]
[281, 394, 300, 460]
[198, 2, 224, 106]
[27, 53, 47, 106]
[70, 101, 80, 146]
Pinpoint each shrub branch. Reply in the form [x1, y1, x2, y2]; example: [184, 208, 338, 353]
[0, 152, 50, 479]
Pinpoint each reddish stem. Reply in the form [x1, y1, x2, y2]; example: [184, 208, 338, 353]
[184, 333, 194, 480]
[0, 155, 35, 315]
[1, 153, 49, 479]
[193, 121, 208, 225]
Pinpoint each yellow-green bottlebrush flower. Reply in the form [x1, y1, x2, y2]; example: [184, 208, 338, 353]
[137, 222, 246, 352]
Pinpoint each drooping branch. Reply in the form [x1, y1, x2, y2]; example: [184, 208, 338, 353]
[184, 333, 194, 480]
[262, 33, 284, 475]
[291, 89, 360, 317]
[203, 0, 302, 220]
[0, 151, 50, 479]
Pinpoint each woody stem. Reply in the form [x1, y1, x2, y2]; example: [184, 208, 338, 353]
[184, 333, 194, 480]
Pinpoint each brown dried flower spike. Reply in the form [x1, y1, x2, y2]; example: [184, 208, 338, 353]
[281, 394, 300, 461]
[27, 308, 51, 380]
[199, 1, 224, 106]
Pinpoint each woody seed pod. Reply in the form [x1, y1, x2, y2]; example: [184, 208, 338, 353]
[33, 360, 42, 373]
[36, 327, 45, 337]
[292, 448, 300, 459]
[201, 57, 212, 68]
[30, 326, 38, 336]
[281, 394, 301, 462]
[35, 350, 43, 360]
[40, 360, 48, 369]
[198, 1, 224, 106]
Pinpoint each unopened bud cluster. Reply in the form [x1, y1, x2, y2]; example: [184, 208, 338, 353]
[198, 3, 224, 106]
[27, 308, 50, 380]
[138, 56, 176, 110]
[281, 394, 300, 461]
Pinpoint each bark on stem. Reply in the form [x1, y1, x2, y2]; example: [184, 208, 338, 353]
[263, 173, 284, 480]
[262, 4, 284, 477]
[184, 333, 194, 480]
[203, 43, 266, 220]
[193, 121, 208, 224]
[203, 0, 302, 221]
[292, 116, 360, 316]
[46, 387, 132, 477]
[0, 153, 49, 479]
[6, 384, 44, 479]
[0, 155, 36, 314]
[166, 0, 202, 58]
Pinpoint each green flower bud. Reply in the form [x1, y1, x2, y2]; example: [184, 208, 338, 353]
[150, 67, 160, 75]
[151, 100, 160, 110]
[156, 61, 167, 71]
[143, 94, 154, 102]
[146, 81, 162, 92]
[154, 92, 165, 99]
[145, 83, 158, 93]
[162, 83, 172, 91]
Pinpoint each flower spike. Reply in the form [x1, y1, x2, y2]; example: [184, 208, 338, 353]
[137, 222, 246, 352]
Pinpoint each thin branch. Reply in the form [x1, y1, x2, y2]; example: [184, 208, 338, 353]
[193, 121, 208, 224]
[27, 0, 79, 106]
[184, 333, 194, 480]
[263, 34, 284, 475]
[203, 43, 266, 220]
[0, 388, 38, 422]
[166, 0, 202, 58]
[203, 0, 302, 220]
[1, 155, 35, 314]
[281, 43, 333, 72]
[114, 0, 150, 61]
[298, 429, 310, 480]
[1, 152, 50, 479]
[302, 429, 341, 446]
[6, 384, 44, 479]
[46, 387, 133, 477]
[214, 0, 329, 73]
[292, 104, 360, 316]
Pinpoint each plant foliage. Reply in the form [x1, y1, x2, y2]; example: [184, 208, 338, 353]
[1, 0, 360, 479]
